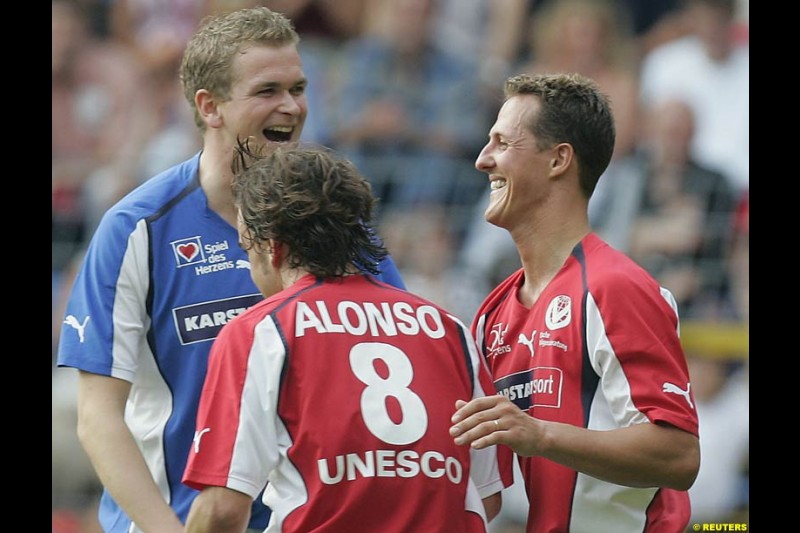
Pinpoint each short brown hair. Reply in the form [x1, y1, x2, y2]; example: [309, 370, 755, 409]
[504, 72, 616, 199]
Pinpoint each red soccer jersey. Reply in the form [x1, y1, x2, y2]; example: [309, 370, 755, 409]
[183, 274, 508, 532]
[473, 233, 699, 533]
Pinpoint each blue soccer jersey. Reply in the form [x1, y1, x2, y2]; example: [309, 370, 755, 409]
[56, 152, 405, 532]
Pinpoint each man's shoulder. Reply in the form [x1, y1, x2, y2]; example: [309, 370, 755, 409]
[104, 155, 202, 225]
[583, 236, 658, 291]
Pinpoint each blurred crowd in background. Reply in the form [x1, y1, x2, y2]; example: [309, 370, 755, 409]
[52, 0, 749, 531]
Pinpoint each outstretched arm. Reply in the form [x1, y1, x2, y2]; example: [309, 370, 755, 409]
[450, 396, 699, 491]
[76, 371, 184, 533]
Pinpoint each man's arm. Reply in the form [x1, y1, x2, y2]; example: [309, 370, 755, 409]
[185, 486, 252, 533]
[76, 371, 184, 533]
[450, 396, 700, 491]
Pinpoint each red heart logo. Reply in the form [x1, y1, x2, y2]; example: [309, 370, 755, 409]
[177, 243, 199, 261]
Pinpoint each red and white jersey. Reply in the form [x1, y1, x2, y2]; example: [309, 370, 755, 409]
[473, 233, 699, 533]
[183, 274, 508, 533]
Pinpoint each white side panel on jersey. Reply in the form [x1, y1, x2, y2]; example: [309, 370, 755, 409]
[583, 292, 649, 428]
[110, 218, 152, 382]
[228, 315, 308, 532]
[570, 466, 657, 533]
[474, 314, 487, 355]
[117, 220, 175, 524]
[659, 286, 681, 335]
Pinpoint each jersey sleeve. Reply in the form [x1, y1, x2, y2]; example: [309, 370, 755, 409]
[56, 214, 150, 382]
[183, 313, 285, 499]
[375, 253, 406, 290]
[586, 272, 699, 437]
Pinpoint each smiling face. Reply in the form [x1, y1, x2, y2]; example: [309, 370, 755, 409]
[216, 43, 308, 151]
[475, 95, 556, 230]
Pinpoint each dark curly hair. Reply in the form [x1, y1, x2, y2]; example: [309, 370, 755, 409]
[232, 141, 388, 278]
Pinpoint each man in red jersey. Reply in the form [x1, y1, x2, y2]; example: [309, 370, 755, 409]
[449, 73, 700, 532]
[183, 144, 508, 533]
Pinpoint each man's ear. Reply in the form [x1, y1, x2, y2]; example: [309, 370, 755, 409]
[550, 143, 574, 177]
[195, 89, 223, 129]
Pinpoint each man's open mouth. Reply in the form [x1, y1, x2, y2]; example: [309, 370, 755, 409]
[264, 125, 293, 142]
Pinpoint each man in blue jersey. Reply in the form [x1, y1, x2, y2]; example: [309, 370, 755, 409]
[56, 7, 405, 533]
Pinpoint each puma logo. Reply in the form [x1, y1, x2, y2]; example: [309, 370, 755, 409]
[517, 330, 537, 357]
[63, 315, 90, 343]
[662, 382, 694, 408]
[235, 259, 250, 270]
[193, 428, 211, 453]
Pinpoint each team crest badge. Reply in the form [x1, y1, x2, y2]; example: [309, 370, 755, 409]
[545, 295, 571, 330]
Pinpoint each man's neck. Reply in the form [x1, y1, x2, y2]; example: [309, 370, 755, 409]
[198, 146, 237, 227]
[514, 216, 590, 308]
[280, 268, 312, 291]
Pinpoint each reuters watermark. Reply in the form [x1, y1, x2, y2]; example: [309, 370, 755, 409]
[692, 523, 748, 531]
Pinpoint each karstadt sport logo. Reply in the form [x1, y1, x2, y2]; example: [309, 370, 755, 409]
[495, 367, 563, 410]
[545, 295, 572, 330]
[173, 293, 263, 344]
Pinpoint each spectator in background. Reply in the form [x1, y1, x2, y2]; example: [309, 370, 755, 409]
[105, 0, 206, 185]
[330, 0, 489, 210]
[686, 354, 748, 524]
[263, 0, 369, 146]
[515, 0, 651, 253]
[431, 0, 530, 108]
[688, 188, 748, 525]
[729, 190, 748, 322]
[521, 0, 640, 163]
[263, 0, 366, 42]
[52, 0, 149, 273]
[625, 99, 737, 319]
[616, 0, 685, 58]
[379, 205, 487, 323]
[639, 0, 748, 195]
[108, 0, 205, 74]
